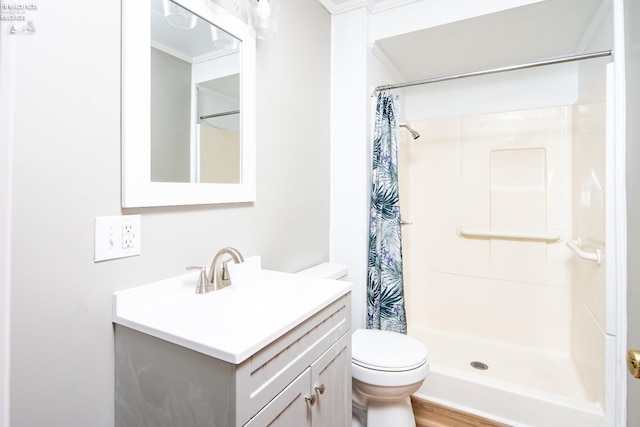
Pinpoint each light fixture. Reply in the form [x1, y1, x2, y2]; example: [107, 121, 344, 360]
[202, 0, 281, 40]
[211, 25, 240, 50]
[162, 0, 197, 29]
[247, 0, 280, 40]
[205, 0, 239, 14]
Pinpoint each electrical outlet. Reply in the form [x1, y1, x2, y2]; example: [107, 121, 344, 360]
[122, 223, 135, 249]
[95, 215, 141, 262]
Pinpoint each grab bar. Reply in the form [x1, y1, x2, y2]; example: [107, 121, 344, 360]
[456, 228, 562, 242]
[566, 238, 603, 265]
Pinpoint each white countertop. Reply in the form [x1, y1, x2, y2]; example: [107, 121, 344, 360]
[112, 259, 351, 364]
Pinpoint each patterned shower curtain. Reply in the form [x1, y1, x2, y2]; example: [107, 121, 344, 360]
[366, 91, 407, 334]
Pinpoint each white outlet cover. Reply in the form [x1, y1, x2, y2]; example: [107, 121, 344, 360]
[94, 215, 141, 262]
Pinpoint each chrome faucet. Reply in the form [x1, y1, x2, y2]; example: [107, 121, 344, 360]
[207, 247, 245, 292]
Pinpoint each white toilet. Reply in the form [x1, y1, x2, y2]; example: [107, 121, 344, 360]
[351, 328, 428, 427]
[298, 263, 429, 427]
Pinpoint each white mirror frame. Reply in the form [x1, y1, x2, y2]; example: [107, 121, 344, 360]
[122, 0, 256, 207]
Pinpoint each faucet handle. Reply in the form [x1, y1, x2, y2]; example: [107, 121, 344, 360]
[222, 260, 232, 281]
[186, 266, 210, 294]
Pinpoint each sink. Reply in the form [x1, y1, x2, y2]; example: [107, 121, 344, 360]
[112, 257, 351, 364]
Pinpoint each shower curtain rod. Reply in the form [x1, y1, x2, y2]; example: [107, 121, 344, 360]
[199, 110, 240, 120]
[373, 50, 612, 94]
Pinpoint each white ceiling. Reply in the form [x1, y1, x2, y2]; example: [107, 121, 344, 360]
[323, 0, 610, 83]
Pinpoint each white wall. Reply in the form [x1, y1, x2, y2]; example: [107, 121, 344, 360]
[7, 0, 331, 424]
[330, 8, 370, 331]
[253, 0, 332, 272]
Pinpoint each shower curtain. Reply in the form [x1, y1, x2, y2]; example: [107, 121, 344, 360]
[367, 91, 407, 334]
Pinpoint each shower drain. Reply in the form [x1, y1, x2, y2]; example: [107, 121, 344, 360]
[470, 361, 489, 370]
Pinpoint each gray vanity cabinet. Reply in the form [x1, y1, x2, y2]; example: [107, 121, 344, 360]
[115, 293, 351, 427]
[245, 333, 351, 427]
[245, 366, 312, 426]
[311, 333, 352, 426]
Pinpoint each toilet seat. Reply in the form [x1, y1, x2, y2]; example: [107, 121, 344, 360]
[352, 329, 428, 372]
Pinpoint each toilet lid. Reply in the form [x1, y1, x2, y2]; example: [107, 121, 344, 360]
[352, 329, 428, 372]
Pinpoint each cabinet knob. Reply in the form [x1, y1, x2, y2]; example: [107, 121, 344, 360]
[315, 384, 326, 395]
[305, 394, 317, 406]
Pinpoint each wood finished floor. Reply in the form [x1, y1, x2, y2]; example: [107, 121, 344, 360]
[412, 396, 512, 427]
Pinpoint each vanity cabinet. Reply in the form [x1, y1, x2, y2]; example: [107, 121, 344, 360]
[115, 292, 351, 427]
[245, 333, 351, 427]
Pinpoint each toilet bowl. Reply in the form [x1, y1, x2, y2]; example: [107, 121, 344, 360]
[296, 263, 429, 427]
[351, 329, 429, 427]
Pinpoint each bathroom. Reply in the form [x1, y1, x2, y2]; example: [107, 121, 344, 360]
[1, 0, 639, 426]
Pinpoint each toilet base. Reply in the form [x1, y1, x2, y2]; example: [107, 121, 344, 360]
[352, 376, 423, 427]
[366, 396, 416, 427]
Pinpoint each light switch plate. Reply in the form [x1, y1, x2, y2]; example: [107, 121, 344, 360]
[94, 215, 141, 262]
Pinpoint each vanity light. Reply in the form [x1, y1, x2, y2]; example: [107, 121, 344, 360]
[247, 0, 279, 39]
[162, 0, 196, 29]
[211, 25, 240, 50]
[205, 0, 239, 14]
[203, 0, 281, 40]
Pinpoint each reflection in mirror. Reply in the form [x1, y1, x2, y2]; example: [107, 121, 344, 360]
[197, 74, 240, 183]
[150, 0, 241, 184]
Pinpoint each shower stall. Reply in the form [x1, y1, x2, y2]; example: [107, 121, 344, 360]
[329, 0, 625, 425]
[366, 2, 619, 426]
[397, 66, 611, 426]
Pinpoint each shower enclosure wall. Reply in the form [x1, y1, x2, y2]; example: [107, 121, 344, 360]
[397, 61, 611, 427]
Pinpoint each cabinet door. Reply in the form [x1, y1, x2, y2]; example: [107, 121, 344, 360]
[311, 334, 351, 427]
[245, 369, 312, 427]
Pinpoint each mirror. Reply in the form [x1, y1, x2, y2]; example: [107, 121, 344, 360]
[122, 0, 256, 207]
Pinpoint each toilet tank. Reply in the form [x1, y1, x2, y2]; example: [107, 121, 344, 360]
[297, 263, 348, 280]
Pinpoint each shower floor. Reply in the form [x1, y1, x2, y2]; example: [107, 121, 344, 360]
[410, 325, 605, 426]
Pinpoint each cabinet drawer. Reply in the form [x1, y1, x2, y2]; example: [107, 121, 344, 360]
[244, 369, 312, 427]
[238, 293, 350, 421]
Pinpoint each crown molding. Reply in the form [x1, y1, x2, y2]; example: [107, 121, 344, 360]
[318, 0, 419, 15]
[317, 0, 366, 15]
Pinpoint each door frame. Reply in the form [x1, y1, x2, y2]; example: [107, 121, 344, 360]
[618, 0, 640, 426]
[612, 0, 629, 425]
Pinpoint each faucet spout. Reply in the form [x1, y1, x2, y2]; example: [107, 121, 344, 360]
[208, 247, 244, 291]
